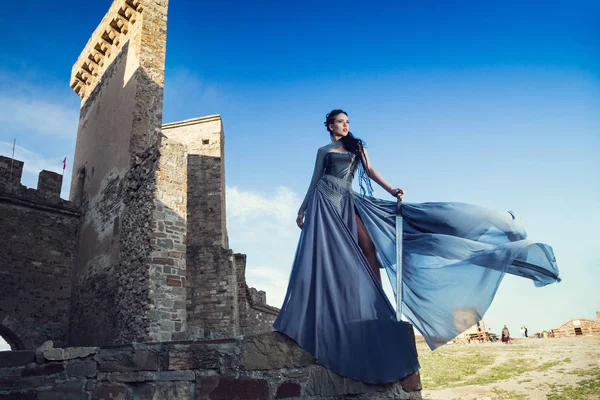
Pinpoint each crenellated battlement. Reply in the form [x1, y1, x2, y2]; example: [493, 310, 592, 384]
[0, 155, 68, 201]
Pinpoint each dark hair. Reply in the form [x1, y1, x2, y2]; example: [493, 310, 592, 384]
[325, 109, 374, 196]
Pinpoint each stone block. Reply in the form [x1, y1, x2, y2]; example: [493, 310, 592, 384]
[167, 347, 219, 370]
[21, 363, 65, 377]
[105, 371, 158, 382]
[276, 381, 301, 398]
[67, 360, 98, 377]
[282, 370, 308, 379]
[97, 349, 158, 372]
[131, 382, 191, 400]
[195, 375, 220, 397]
[305, 367, 346, 397]
[157, 370, 195, 381]
[91, 383, 129, 400]
[0, 376, 45, 390]
[0, 351, 35, 367]
[0, 392, 36, 400]
[241, 332, 314, 370]
[37, 381, 88, 400]
[44, 347, 98, 361]
[207, 376, 270, 400]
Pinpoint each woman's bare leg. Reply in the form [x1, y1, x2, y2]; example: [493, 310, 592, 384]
[356, 211, 382, 284]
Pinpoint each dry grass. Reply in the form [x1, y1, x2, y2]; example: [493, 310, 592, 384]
[418, 336, 600, 400]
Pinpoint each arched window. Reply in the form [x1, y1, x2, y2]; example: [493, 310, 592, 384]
[0, 325, 24, 351]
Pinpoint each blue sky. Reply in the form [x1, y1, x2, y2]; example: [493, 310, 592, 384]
[0, 0, 598, 349]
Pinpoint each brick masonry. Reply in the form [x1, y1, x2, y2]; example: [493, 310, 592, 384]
[0, 156, 79, 350]
[551, 312, 600, 338]
[68, 0, 170, 346]
[163, 117, 239, 339]
[236, 254, 279, 336]
[0, 332, 422, 399]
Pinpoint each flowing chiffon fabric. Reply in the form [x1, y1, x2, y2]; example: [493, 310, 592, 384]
[273, 145, 560, 384]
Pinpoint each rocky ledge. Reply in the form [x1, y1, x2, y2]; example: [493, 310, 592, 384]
[0, 331, 421, 399]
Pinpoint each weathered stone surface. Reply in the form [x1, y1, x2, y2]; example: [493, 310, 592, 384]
[168, 347, 219, 370]
[196, 375, 220, 397]
[0, 376, 46, 390]
[67, 360, 98, 378]
[132, 349, 159, 371]
[282, 370, 308, 379]
[0, 351, 35, 367]
[97, 349, 158, 372]
[401, 372, 422, 392]
[305, 367, 346, 397]
[104, 371, 158, 383]
[44, 346, 98, 361]
[36, 341, 54, 352]
[0, 159, 79, 351]
[157, 370, 195, 381]
[0, 392, 36, 400]
[37, 381, 88, 400]
[276, 380, 301, 398]
[131, 382, 191, 400]
[91, 383, 129, 400]
[241, 332, 314, 370]
[35, 341, 54, 364]
[208, 376, 270, 400]
[21, 363, 64, 377]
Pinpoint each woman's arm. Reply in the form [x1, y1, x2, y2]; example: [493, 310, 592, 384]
[297, 147, 327, 217]
[360, 147, 404, 199]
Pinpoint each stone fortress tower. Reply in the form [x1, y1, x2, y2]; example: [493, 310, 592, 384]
[1, 0, 278, 350]
[0, 1, 421, 398]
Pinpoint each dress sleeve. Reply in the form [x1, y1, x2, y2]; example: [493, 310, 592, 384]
[298, 147, 327, 215]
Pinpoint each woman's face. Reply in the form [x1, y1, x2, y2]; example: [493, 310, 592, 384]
[329, 113, 349, 138]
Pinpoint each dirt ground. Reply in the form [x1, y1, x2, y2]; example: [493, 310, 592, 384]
[418, 336, 600, 400]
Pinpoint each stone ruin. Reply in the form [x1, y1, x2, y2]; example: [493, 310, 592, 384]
[0, 0, 422, 398]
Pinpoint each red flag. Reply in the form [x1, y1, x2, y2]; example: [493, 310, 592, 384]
[62, 157, 67, 171]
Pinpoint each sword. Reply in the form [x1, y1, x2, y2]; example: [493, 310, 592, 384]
[395, 196, 403, 321]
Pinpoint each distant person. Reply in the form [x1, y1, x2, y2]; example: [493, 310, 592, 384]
[520, 326, 525, 337]
[501, 325, 512, 344]
[524, 326, 528, 337]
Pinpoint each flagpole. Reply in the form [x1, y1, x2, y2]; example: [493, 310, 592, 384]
[9, 139, 15, 181]
[395, 196, 403, 321]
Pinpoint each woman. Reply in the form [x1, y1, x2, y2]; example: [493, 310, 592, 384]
[273, 109, 560, 384]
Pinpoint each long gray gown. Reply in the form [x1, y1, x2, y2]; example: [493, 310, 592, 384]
[273, 140, 560, 384]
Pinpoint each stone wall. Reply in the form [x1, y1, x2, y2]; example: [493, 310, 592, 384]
[552, 316, 600, 338]
[146, 138, 188, 342]
[162, 116, 228, 249]
[0, 332, 422, 399]
[0, 156, 79, 350]
[236, 254, 279, 336]
[68, 0, 169, 346]
[162, 117, 239, 339]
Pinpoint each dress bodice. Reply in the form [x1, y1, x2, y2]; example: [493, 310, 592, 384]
[324, 152, 357, 180]
[298, 140, 359, 215]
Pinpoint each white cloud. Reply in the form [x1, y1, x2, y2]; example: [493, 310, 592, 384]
[0, 72, 79, 141]
[226, 185, 302, 307]
[227, 185, 298, 223]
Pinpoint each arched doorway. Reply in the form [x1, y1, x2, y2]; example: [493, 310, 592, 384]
[0, 325, 25, 351]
